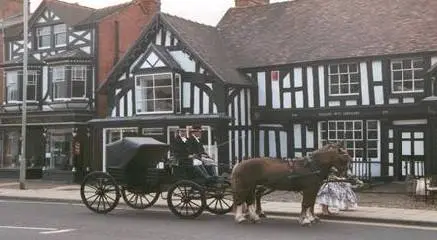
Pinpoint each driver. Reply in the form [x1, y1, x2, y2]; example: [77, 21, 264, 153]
[186, 124, 217, 176]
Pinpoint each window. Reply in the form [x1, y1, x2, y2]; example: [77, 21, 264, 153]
[6, 71, 18, 101]
[135, 73, 174, 113]
[27, 71, 38, 101]
[320, 120, 379, 160]
[52, 66, 67, 99]
[54, 24, 66, 46]
[37, 26, 51, 48]
[391, 58, 424, 93]
[328, 63, 360, 96]
[71, 66, 87, 98]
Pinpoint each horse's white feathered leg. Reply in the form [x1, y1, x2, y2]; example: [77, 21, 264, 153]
[235, 204, 247, 223]
[247, 204, 260, 223]
[299, 208, 311, 226]
[306, 207, 315, 222]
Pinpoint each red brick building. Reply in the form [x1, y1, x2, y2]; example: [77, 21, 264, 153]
[0, 0, 160, 180]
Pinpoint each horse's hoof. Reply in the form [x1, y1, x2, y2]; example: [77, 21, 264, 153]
[259, 212, 267, 218]
[301, 222, 312, 227]
[235, 216, 248, 224]
[311, 217, 321, 223]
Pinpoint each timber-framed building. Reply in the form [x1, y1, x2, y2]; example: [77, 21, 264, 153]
[93, 0, 437, 181]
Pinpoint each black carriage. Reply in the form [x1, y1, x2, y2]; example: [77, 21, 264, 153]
[80, 137, 233, 219]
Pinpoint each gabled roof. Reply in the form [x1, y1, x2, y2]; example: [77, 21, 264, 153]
[161, 13, 250, 86]
[217, 0, 437, 68]
[133, 44, 182, 71]
[76, 2, 133, 27]
[99, 12, 251, 93]
[29, 0, 94, 27]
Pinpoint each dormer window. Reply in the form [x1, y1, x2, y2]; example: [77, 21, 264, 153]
[37, 26, 51, 49]
[54, 24, 66, 47]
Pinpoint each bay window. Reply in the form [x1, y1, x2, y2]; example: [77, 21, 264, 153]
[71, 66, 87, 98]
[27, 71, 38, 101]
[6, 71, 18, 102]
[135, 73, 181, 114]
[53, 66, 67, 99]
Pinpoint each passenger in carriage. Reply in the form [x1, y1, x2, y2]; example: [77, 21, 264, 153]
[186, 124, 217, 177]
[171, 127, 210, 179]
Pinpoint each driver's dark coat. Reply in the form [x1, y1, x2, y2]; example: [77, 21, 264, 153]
[171, 136, 190, 159]
[186, 135, 206, 155]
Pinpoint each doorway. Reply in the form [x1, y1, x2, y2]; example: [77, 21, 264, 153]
[394, 127, 426, 180]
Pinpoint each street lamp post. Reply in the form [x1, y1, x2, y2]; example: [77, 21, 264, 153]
[19, 0, 29, 190]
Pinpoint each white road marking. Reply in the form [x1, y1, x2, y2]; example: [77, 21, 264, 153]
[0, 225, 76, 234]
[0, 226, 57, 231]
[40, 229, 76, 234]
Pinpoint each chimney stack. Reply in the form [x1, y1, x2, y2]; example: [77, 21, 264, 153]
[135, 0, 161, 14]
[235, 0, 270, 8]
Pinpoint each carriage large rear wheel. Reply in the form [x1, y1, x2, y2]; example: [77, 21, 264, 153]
[167, 180, 206, 219]
[205, 180, 234, 215]
[121, 186, 160, 209]
[80, 171, 120, 214]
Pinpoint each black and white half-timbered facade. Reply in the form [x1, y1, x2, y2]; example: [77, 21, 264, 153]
[97, 0, 437, 181]
[0, 0, 151, 180]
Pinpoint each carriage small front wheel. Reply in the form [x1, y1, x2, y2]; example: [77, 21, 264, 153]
[121, 186, 160, 209]
[167, 180, 206, 219]
[80, 171, 121, 214]
[205, 180, 234, 215]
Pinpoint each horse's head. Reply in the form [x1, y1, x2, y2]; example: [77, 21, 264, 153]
[312, 141, 352, 176]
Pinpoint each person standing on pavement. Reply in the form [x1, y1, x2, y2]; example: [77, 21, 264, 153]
[316, 166, 364, 215]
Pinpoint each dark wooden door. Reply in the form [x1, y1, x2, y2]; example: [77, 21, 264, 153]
[394, 127, 426, 181]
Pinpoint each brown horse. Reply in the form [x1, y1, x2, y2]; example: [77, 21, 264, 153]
[230, 142, 352, 226]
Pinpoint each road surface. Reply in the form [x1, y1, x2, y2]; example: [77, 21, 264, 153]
[0, 199, 436, 240]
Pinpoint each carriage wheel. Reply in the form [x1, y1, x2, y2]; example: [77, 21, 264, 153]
[121, 187, 160, 209]
[167, 180, 206, 219]
[80, 171, 120, 214]
[205, 180, 234, 215]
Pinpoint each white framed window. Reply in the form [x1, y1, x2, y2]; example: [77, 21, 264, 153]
[6, 71, 19, 102]
[328, 63, 360, 96]
[71, 65, 87, 98]
[37, 26, 51, 49]
[391, 58, 424, 93]
[135, 73, 174, 114]
[27, 71, 38, 101]
[52, 66, 67, 99]
[54, 24, 67, 47]
[320, 120, 379, 160]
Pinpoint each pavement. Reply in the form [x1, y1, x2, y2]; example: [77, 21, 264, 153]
[0, 180, 437, 227]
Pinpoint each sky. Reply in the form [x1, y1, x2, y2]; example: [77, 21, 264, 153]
[29, 0, 288, 26]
